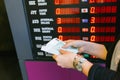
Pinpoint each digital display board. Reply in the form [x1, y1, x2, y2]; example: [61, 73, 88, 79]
[24, 0, 120, 62]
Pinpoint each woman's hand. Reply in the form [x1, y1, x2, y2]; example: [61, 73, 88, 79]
[52, 48, 93, 76]
[52, 49, 77, 69]
[62, 40, 107, 60]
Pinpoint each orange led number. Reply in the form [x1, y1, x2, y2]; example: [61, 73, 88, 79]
[90, 35, 96, 42]
[55, 0, 59, 5]
[57, 18, 61, 24]
[57, 27, 62, 33]
[90, 17, 95, 23]
[90, 26, 95, 33]
[90, 7, 95, 14]
[56, 8, 60, 15]
[89, 0, 95, 3]
[58, 35, 63, 40]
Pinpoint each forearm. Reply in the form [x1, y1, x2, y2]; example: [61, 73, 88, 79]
[88, 64, 117, 80]
[92, 44, 107, 60]
[73, 55, 93, 76]
[85, 42, 107, 60]
[81, 60, 117, 80]
[81, 60, 93, 76]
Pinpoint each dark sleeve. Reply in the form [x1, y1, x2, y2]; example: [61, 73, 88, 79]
[88, 64, 119, 80]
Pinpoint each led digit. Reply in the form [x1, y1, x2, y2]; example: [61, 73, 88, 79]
[112, 6, 117, 13]
[90, 35, 96, 42]
[90, 26, 95, 33]
[57, 18, 61, 24]
[55, 0, 59, 5]
[96, 0, 104, 3]
[58, 35, 63, 40]
[58, 27, 62, 33]
[105, 17, 111, 23]
[90, 17, 95, 23]
[90, 7, 95, 14]
[57, 18, 80, 24]
[56, 8, 80, 15]
[54, 0, 79, 5]
[56, 8, 60, 15]
[89, 0, 95, 3]
[101, 6, 106, 13]
[111, 16, 116, 23]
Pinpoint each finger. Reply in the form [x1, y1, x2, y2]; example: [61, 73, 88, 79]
[59, 49, 70, 54]
[78, 47, 85, 53]
[63, 40, 73, 43]
[62, 40, 75, 48]
[52, 54, 57, 60]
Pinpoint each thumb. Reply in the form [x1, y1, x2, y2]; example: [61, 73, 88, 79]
[52, 54, 57, 60]
[62, 42, 73, 48]
[78, 47, 85, 53]
[59, 49, 70, 54]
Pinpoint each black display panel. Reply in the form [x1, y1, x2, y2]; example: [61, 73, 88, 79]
[23, 0, 120, 62]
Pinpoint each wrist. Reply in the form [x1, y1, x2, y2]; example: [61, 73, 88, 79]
[73, 54, 87, 72]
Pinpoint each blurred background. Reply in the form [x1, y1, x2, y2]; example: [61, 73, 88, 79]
[0, 0, 22, 80]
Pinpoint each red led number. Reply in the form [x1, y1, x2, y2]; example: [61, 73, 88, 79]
[56, 8, 80, 15]
[90, 17, 95, 23]
[57, 18, 80, 24]
[58, 35, 63, 40]
[54, 0, 79, 5]
[89, 0, 95, 3]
